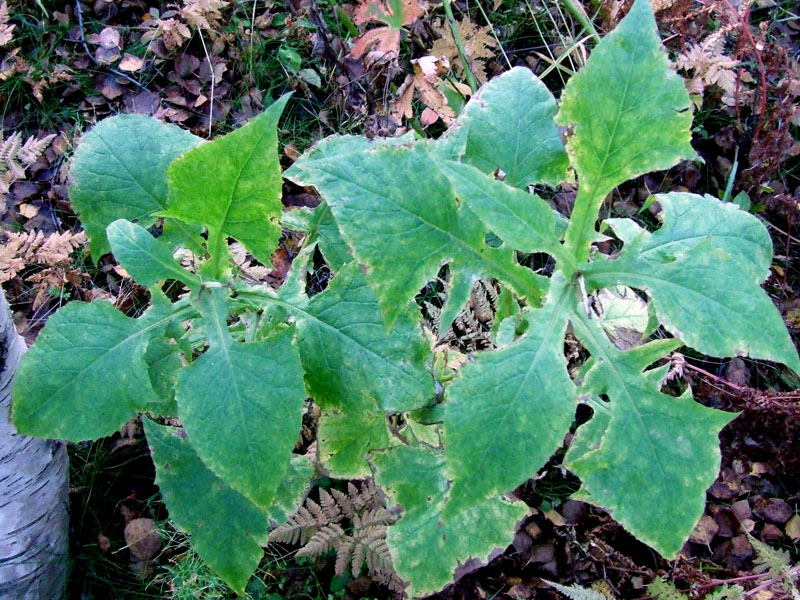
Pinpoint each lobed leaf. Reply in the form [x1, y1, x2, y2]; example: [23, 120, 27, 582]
[450, 66, 569, 188]
[444, 273, 576, 512]
[286, 139, 546, 328]
[176, 288, 307, 509]
[145, 421, 310, 595]
[107, 219, 201, 289]
[373, 446, 527, 598]
[585, 192, 800, 374]
[566, 319, 735, 557]
[12, 300, 190, 441]
[556, 0, 695, 259]
[432, 158, 562, 257]
[164, 95, 290, 274]
[290, 261, 433, 414]
[69, 115, 203, 259]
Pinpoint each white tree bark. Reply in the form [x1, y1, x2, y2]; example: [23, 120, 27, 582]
[0, 291, 68, 599]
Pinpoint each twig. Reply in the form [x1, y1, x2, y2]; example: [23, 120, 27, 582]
[197, 28, 215, 137]
[684, 363, 748, 392]
[441, 0, 478, 93]
[743, 565, 800, 597]
[74, 0, 150, 92]
[249, 0, 258, 84]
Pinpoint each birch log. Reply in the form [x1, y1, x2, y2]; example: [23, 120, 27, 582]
[0, 291, 68, 599]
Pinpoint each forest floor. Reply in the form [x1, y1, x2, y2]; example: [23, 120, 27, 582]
[1, 0, 800, 598]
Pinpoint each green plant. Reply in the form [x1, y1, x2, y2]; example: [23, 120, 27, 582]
[10, 0, 800, 596]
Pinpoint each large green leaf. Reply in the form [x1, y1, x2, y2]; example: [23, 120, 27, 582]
[144, 421, 271, 595]
[444, 273, 576, 513]
[12, 300, 190, 441]
[69, 115, 203, 259]
[176, 288, 307, 509]
[373, 446, 527, 598]
[286, 140, 547, 328]
[450, 67, 569, 188]
[290, 262, 433, 413]
[556, 0, 695, 261]
[432, 158, 569, 264]
[164, 95, 290, 274]
[107, 219, 201, 289]
[585, 193, 800, 373]
[566, 318, 735, 557]
[236, 260, 432, 476]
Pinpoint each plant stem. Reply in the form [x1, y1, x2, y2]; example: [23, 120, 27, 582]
[560, 0, 600, 42]
[441, 0, 479, 93]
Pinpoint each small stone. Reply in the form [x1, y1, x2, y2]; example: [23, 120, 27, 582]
[713, 534, 753, 569]
[513, 530, 533, 555]
[731, 499, 752, 521]
[560, 500, 587, 525]
[760, 524, 783, 543]
[689, 515, 719, 545]
[539, 560, 559, 577]
[525, 522, 542, 539]
[528, 543, 556, 564]
[753, 498, 793, 524]
[715, 508, 740, 538]
[544, 509, 565, 527]
[740, 518, 755, 533]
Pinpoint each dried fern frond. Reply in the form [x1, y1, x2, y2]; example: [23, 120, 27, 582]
[0, 230, 86, 283]
[181, 0, 229, 32]
[0, 131, 56, 193]
[271, 479, 399, 586]
[0, 1, 15, 47]
[296, 523, 346, 557]
[269, 505, 323, 546]
[675, 32, 744, 108]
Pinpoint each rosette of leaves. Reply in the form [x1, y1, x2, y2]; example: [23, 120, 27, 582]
[11, 0, 800, 597]
[10, 95, 434, 595]
[285, 0, 800, 595]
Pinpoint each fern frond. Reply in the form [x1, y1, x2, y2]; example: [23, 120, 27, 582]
[0, 131, 55, 193]
[334, 537, 354, 576]
[0, 2, 14, 47]
[646, 577, 686, 600]
[319, 487, 344, 523]
[296, 523, 346, 558]
[268, 505, 321, 545]
[750, 535, 798, 598]
[545, 580, 615, 600]
[705, 584, 744, 600]
[330, 488, 355, 519]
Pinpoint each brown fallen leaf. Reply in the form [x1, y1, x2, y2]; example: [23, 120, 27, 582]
[118, 53, 144, 72]
[430, 17, 496, 84]
[124, 518, 162, 562]
[351, 0, 427, 58]
[391, 55, 456, 126]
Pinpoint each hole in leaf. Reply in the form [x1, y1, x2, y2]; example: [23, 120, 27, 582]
[516, 251, 555, 276]
[305, 246, 331, 297]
